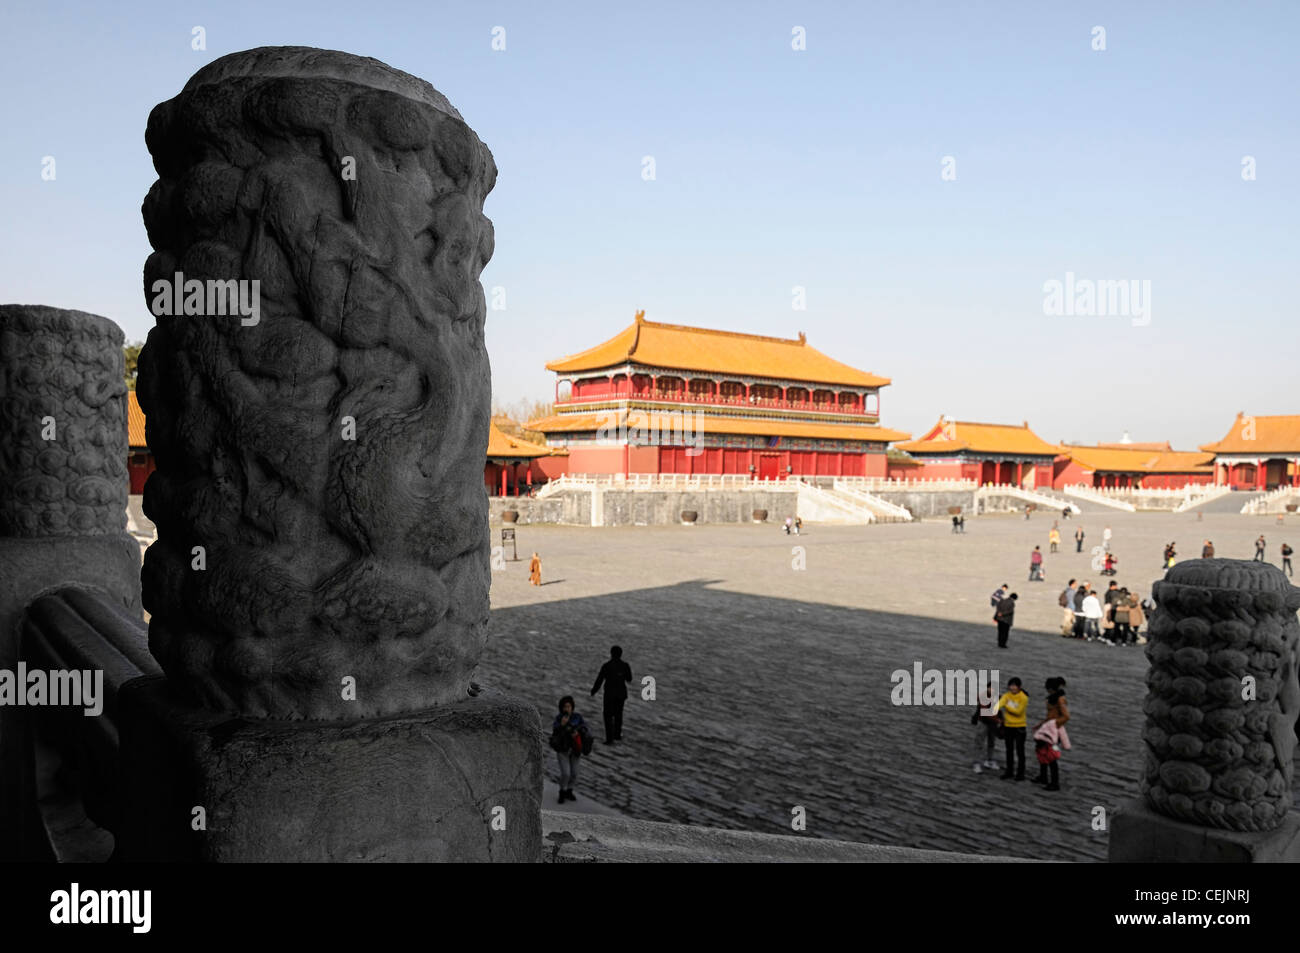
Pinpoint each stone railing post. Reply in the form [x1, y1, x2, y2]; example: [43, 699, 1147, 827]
[0, 304, 142, 860]
[1110, 559, 1300, 861]
[117, 46, 540, 862]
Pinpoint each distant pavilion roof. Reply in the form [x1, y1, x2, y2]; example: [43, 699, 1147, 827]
[1057, 443, 1214, 474]
[127, 390, 147, 449]
[1201, 414, 1300, 455]
[894, 419, 1059, 458]
[545, 312, 891, 389]
[486, 422, 555, 459]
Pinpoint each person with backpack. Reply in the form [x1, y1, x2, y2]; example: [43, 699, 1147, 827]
[970, 680, 999, 773]
[1029, 546, 1045, 581]
[1283, 542, 1294, 577]
[591, 645, 633, 744]
[549, 695, 592, 804]
[990, 583, 1009, 609]
[1058, 579, 1077, 636]
[994, 591, 1018, 648]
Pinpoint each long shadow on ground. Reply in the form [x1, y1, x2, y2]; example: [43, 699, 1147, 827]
[481, 579, 1152, 862]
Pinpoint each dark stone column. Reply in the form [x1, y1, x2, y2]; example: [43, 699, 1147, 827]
[1110, 559, 1300, 861]
[0, 304, 142, 859]
[120, 47, 539, 861]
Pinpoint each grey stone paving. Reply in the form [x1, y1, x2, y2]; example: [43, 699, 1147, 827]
[480, 507, 1300, 862]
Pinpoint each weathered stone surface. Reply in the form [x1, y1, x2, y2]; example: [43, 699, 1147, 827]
[1110, 798, 1300, 863]
[116, 677, 541, 862]
[0, 304, 141, 859]
[1142, 559, 1300, 833]
[541, 811, 1034, 863]
[0, 305, 128, 538]
[137, 47, 498, 719]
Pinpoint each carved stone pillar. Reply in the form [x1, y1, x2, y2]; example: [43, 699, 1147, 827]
[1110, 559, 1300, 861]
[119, 47, 540, 862]
[138, 46, 497, 721]
[0, 304, 142, 859]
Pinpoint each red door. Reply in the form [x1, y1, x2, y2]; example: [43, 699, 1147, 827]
[758, 454, 779, 481]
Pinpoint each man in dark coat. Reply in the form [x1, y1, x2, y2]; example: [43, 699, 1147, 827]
[591, 645, 634, 744]
[994, 593, 1018, 648]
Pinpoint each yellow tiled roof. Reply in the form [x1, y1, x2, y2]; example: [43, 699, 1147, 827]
[127, 390, 147, 449]
[545, 313, 890, 389]
[527, 411, 909, 444]
[1201, 414, 1300, 454]
[1058, 444, 1215, 473]
[486, 422, 555, 459]
[895, 419, 1059, 457]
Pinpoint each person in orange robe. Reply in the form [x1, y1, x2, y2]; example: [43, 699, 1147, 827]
[529, 552, 542, 586]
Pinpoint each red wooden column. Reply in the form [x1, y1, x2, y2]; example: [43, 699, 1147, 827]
[1015, 461, 1023, 486]
[500, 467, 507, 497]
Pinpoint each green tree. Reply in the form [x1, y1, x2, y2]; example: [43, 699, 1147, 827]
[124, 342, 142, 390]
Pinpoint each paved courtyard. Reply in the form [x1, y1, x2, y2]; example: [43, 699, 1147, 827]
[481, 504, 1299, 861]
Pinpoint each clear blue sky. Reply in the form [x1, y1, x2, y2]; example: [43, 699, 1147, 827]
[2, 0, 1296, 448]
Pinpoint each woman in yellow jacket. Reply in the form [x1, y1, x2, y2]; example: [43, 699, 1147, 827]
[996, 677, 1030, 781]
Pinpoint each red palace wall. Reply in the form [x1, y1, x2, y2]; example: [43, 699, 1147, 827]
[128, 453, 156, 494]
[657, 447, 880, 477]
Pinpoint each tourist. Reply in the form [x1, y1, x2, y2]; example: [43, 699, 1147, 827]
[1127, 589, 1146, 644]
[1061, 506, 1072, 520]
[1048, 526, 1060, 553]
[590, 645, 633, 744]
[1072, 582, 1090, 639]
[1202, 539, 1215, 558]
[1024, 505, 1031, 520]
[1058, 579, 1077, 636]
[1254, 535, 1267, 562]
[970, 680, 999, 773]
[783, 516, 793, 535]
[1075, 526, 1085, 553]
[1029, 546, 1045, 581]
[958, 514, 966, 533]
[1101, 551, 1117, 576]
[1102, 525, 1113, 551]
[794, 516, 803, 535]
[990, 583, 1009, 608]
[1082, 587, 1103, 641]
[994, 591, 1018, 648]
[548, 696, 591, 804]
[1112, 587, 1133, 645]
[952, 515, 961, 534]
[1163, 542, 1177, 569]
[529, 551, 542, 586]
[1032, 677, 1071, 792]
[1283, 542, 1294, 577]
[996, 678, 1029, 781]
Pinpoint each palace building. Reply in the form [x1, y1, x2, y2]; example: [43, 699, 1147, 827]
[527, 312, 909, 479]
[1202, 413, 1300, 489]
[1052, 442, 1215, 489]
[126, 391, 155, 494]
[485, 420, 564, 496]
[893, 418, 1059, 487]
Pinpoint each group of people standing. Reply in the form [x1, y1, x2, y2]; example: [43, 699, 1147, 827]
[972, 676, 1071, 789]
[1059, 577, 1147, 645]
